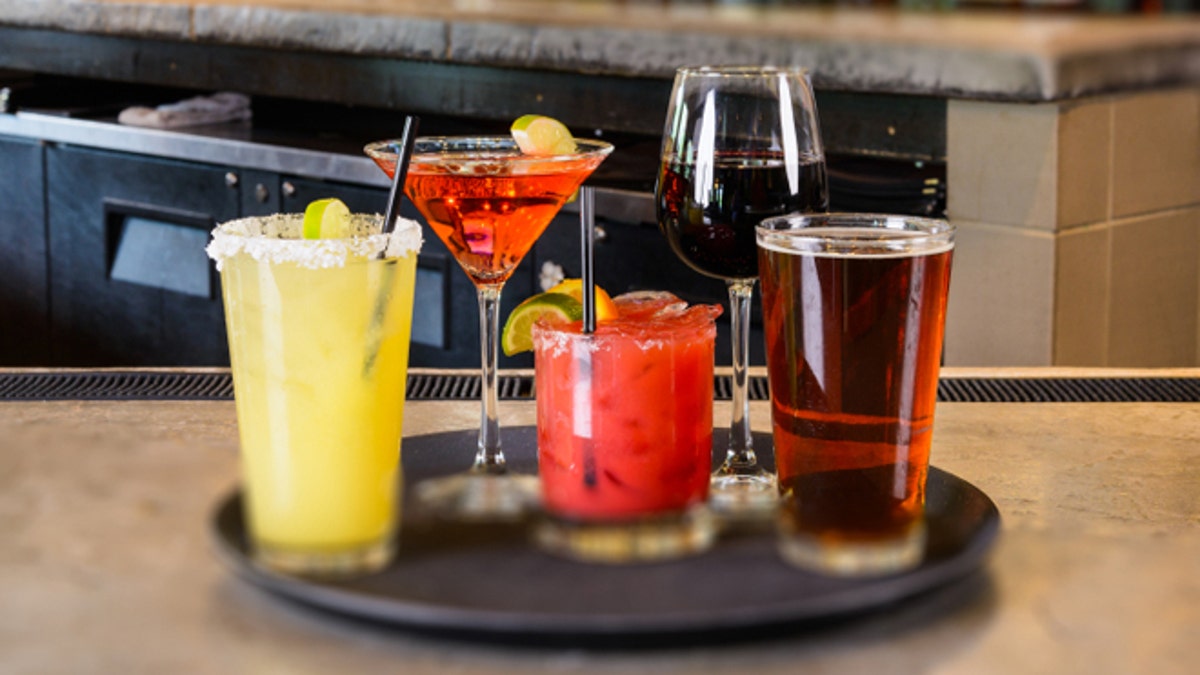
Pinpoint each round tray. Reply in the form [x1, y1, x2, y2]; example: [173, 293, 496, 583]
[211, 427, 999, 644]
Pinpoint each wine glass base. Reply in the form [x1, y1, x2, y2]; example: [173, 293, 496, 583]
[414, 472, 538, 521]
[708, 472, 778, 517]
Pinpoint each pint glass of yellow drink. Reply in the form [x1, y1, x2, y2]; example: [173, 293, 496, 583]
[207, 212, 422, 576]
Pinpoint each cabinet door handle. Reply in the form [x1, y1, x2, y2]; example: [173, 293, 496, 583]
[224, 172, 238, 188]
[281, 181, 296, 198]
[254, 183, 270, 203]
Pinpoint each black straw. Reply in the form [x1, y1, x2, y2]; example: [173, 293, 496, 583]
[580, 186, 596, 334]
[382, 115, 419, 234]
[578, 184, 597, 488]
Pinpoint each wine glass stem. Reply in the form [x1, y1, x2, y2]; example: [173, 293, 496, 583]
[474, 285, 506, 475]
[726, 278, 758, 472]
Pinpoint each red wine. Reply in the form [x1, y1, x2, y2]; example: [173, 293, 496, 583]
[656, 152, 828, 280]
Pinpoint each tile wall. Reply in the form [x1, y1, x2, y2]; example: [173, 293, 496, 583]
[944, 88, 1200, 366]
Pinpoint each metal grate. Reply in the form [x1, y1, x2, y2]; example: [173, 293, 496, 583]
[0, 371, 234, 401]
[406, 373, 534, 401]
[2, 371, 1200, 403]
[936, 377, 1200, 403]
[714, 376, 772, 402]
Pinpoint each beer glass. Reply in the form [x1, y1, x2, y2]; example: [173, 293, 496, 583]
[757, 213, 954, 576]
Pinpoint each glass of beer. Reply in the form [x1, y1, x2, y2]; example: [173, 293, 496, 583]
[756, 213, 954, 576]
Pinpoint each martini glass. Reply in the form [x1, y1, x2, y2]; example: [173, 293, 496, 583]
[366, 135, 613, 518]
[655, 66, 828, 514]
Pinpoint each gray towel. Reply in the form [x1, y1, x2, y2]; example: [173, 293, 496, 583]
[118, 92, 251, 129]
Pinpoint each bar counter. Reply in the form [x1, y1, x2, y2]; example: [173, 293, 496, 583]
[2, 367, 1197, 673]
[3, 4, 1200, 369]
[2, 0, 1198, 104]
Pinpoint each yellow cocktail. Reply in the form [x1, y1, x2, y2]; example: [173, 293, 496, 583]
[208, 212, 422, 576]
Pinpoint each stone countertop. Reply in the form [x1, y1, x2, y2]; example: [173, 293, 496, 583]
[0, 1, 1198, 101]
[2, 367, 1199, 673]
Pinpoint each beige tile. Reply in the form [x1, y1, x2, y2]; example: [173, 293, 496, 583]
[1112, 89, 1200, 218]
[1058, 99, 1113, 228]
[943, 220, 1055, 366]
[1054, 224, 1111, 366]
[1108, 208, 1200, 367]
[947, 100, 1059, 231]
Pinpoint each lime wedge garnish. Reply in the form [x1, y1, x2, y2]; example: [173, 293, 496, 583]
[302, 198, 352, 239]
[510, 115, 577, 155]
[501, 292, 582, 356]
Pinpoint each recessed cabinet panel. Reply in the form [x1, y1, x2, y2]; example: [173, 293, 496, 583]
[106, 203, 215, 299]
[46, 145, 235, 366]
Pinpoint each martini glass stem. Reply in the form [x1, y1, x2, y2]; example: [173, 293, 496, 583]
[721, 278, 759, 474]
[474, 285, 507, 475]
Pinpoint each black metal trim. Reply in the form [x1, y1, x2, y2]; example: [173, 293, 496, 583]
[0, 371, 234, 401]
[3, 371, 1200, 403]
[935, 377, 1200, 403]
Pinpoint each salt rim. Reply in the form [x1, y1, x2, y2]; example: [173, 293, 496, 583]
[531, 295, 720, 357]
[205, 213, 423, 270]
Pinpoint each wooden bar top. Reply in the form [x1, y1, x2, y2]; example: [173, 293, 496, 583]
[1, 367, 1197, 672]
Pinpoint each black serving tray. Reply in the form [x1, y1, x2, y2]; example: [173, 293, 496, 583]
[211, 427, 999, 644]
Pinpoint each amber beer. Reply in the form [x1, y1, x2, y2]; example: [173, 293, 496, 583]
[757, 214, 954, 575]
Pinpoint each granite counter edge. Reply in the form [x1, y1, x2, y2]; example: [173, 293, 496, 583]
[1, 2, 1199, 102]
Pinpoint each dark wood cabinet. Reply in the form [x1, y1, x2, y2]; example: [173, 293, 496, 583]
[0, 136, 50, 365]
[26, 142, 762, 369]
[7, 137, 757, 368]
[1, 69, 939, 369]
[46, 145, 236, 366]
[33, 145, 539, 368]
